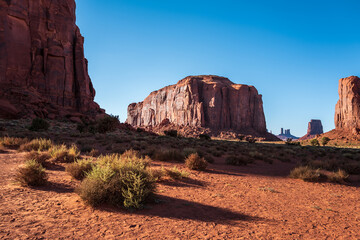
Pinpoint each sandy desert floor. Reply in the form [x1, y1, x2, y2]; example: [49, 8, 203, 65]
[0, 149, 359, 240]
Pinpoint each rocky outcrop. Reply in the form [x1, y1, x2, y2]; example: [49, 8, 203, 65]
[0, 0, 102, 120]
[335, 76, 360, 134]
[299, 119, 323, 140]
[127, 75, 275, 139]
[307, 120, 323, 135]
[277, 128, 299, 141]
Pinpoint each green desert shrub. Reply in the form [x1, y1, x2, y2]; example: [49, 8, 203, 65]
[237, 135, 245, 141]
[246, 137, 257, 143]
[66, 159, 94, 180]
[226, 155, 253, 166]
[164, 167, 189, 180]
[289, 166, 323, 182]
[20, 138, 53, 152]
[96, 115, 120, 133]
[285, 139, 301, 146]
[310, 139, 320, 146]
[199, 134, 211, 141]
[77, 115, 119, 134]
[185, 153, 208, 171]
[78, 151, 155, 209]
[0, 137, 28, 149]
[16, 160, 48, 186]
[49, 144, 80, 162]
[164, 130, 178, 137]
[321, 137, 330, 146]
[29, 118, 50, 131]
[153, 149, 184, 162]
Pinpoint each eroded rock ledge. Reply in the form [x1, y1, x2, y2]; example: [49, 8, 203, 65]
[127, 75, 277, 140]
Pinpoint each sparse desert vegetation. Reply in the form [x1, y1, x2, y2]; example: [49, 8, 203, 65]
[1, 119, 360, 239]
[15, 159, 48, 187]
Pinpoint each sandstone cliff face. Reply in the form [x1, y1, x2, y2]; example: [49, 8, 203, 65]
[0, 0, 101, 119]
[127, 75, 267, 135]
[335, 76, 360, 134]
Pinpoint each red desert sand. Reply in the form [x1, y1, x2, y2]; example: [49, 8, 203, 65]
[0, 150, 359, 239]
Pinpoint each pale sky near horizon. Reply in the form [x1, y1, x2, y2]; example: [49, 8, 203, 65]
[76, 0, 360, 137]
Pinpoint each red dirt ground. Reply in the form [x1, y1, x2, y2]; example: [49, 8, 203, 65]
[0, 150, 359, 239]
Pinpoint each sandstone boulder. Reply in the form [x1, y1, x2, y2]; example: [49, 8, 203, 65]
[0, 0, 103, 120]
[127, 75, 276, 139]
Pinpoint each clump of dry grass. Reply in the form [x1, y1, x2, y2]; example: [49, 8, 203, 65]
[89, 149, 100, 157]
[66, 159, 94, 180]
[185, 153, 207, 171]
[328, 169, 349, 183]
[15, 160, 48, 187]
[164, 166, 189, 179]
[48, 144, 80, 163]
[20, 138, 53, 152]
[25, 151, 51, 165]
[289, 166, 323, 182]
[0, 137, 28, 149]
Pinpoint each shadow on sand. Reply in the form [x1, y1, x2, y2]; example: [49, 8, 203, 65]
[35, 181, 74, 193]
[158, 177, 207, 188]
[99, 195, 268, 225]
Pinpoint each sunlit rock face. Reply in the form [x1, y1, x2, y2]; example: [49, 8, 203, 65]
[335, 76, 360, 134]
[127, 75, 267, 134]
[0, 0, 102, 119]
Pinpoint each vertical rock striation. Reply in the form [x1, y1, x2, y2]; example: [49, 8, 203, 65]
[0, 0, 102, 119]
[127, 75, 269, 136]
[335, 76, 360, 134]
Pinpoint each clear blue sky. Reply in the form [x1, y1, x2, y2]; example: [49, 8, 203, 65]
[76, 0, 360, 137]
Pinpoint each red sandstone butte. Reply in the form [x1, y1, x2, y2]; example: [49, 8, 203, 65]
[335, 76, 360, 135]
[299, 119, 323, 140]
[127, 75, 275, 139]
[0, 0, 103, 120]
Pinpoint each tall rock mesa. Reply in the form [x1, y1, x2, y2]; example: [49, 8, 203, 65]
[0, 0, 102, 119]
[299, 119, 323, 140]
[335, 76, 360, 134]
[307, 119, 323, 135]
[127, 75, 267, 135]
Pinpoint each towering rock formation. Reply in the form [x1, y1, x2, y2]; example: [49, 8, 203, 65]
[0, 0, 102, 119]
[277, 128, 299, 141]
[127, 75, 274, 139]
[299, 119, 323, 140]
[335, 76, 360, 134]
[307, 119, 323, 135]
